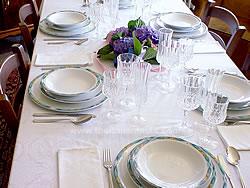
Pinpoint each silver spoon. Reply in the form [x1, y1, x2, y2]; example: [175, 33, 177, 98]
[33, 114, 95, 125]
[226, 146, 246, 188]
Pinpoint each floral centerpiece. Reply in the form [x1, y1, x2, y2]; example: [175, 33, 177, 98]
[97, 18, 159, 66]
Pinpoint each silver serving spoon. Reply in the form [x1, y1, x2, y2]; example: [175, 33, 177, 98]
[33, 114, 95, 125]
[226, 146, 246, 188]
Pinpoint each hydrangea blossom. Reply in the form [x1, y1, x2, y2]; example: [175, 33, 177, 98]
[134, 26, 159, 44]
[113, 37, 134, 54]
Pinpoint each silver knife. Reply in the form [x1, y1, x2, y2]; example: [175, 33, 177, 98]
[217, 155, 236, 188]
[33, 112, 96, 117]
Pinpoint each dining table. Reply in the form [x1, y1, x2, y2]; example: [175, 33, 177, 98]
[8, 0, 250, 187]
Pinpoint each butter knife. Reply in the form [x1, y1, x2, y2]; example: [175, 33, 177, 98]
[217, 155, 236, 188]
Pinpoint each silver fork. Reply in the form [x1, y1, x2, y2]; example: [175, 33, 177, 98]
[103, 149, 114, 188]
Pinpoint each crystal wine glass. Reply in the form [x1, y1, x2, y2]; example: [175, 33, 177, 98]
[117, 53, 139, 109]
[104, 0, 119, 29]
[131, 61, 151, 123]
[177, 73, 203, 136]
[102, 69, 121, 121]
[202, 92, 229, 149]
[89, 2, 104, 38]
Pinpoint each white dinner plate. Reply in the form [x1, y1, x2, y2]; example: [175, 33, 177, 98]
[218, 74, 250, 104]
[149, 17, 208, 39]
[41, 68, 97, 97]
[28, 74, 107, 113]
[112, 137, 228, 188]
[160, 12, 201, 30]
[46, 11, 88, 28]
[129, 137, 212, 187]
[39, 19, 95, 37]
[44, 18, 91, 31]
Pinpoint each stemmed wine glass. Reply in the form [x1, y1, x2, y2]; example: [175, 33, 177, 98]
[104, 0, 119, 29]
[89, 2, 104, 38]
[131, 61, 151, 123]
[117, 53, 139, 109]
[102, 69, 121, 121]
[177, 73, 204, 136]
[201, 92, 229, 149]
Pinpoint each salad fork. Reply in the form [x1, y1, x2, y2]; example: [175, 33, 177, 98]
[103, 149, 114, 188]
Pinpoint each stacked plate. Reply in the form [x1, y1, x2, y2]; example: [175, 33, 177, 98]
[217, 73, 250, 121]
[149, 12, 208, 39]
[28, 68, 106, 113]
[113, 137, 228, 188]
[39, 10, 95, 37]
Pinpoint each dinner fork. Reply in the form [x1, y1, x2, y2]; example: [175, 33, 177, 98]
[103, 149, 114, 188]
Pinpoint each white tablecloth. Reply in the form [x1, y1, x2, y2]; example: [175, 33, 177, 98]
[8, 0, 250, 187]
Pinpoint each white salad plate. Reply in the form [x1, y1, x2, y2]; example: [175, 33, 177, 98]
[149, 17, 207, 39]
[41, 68, 97, 97]
[113, 137, 228, 188]
[46, 11, 88, 28]
[218, 73, 250, 104]
[28, 74, 106, 113]
[39, 19, 95, 37]
[160, 12, 201, 30]
[129, 137, 211, 188]
[45, 18, 91, 31]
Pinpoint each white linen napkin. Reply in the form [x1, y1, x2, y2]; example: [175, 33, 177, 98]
[194, 41, 226, 54]
[34, 52, 92, 67]
[217, 125, 250, 150]
[58, 147, 104, 188]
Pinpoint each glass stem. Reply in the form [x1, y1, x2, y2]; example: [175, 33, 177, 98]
[183, 110, 188, 126]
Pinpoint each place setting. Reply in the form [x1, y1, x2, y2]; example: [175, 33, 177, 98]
[39, 10, 95, 37]
[149, 12, 208, 39]
[28, 67, 107, 124]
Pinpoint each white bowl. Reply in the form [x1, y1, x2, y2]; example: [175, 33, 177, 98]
[41, 68, 98, 97]
[46, 10, 87, 28]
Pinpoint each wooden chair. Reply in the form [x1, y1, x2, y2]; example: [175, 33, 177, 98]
[19, 0, 39, 57]
[203, 5, 246, 58]
[191, 0, 215, 21]
[209, 30, 226, 49]
[0, 44, 30, 188]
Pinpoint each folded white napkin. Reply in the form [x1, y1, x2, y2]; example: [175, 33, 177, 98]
[58, 147, 104, 188]
[194, 41, 225, 54]
[34, 52, 92, 67]
[217, 125, 250, 150]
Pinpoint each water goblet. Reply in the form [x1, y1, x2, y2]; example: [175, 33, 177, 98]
[177, 73, 204, 136]
[204, 69, 225, 93]
[89, 2, 104, 38]
[201, 92, 229, 149]
[104, 0, 119, 28]
[117, 53, 139, 108]
[131, 61, 151, 123]
[102, 69, 121, 121]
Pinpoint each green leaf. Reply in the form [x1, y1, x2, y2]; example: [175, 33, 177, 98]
[98, 53, 116, 61]
[128, 17, 145, 30]
[143, 47, 157, 60]
[132, 31, 142, 56]
[145, 58, 159, 65]
[111, 32, 123, 40]
[97, 44, 113, 55]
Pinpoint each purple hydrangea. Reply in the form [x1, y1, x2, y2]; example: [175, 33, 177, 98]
[134, 26, 159, 44]
[113, 27, 130, 37]
[113, 37, 134, 54]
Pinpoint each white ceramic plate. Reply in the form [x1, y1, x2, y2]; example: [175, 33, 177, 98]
[41, 68, 97, 97]
[46, 11, 87, 28]
[41, 70, 103, 103]
[130, 138, 210, 187]
[112, 137, 228, 188]
[218, 74, 250, 104]
[28, 74, 106, 113]
[160, 12, 201, 30]
[149, 17, 208, 39]
[44, 18, 91, 31]
[39, 19, 95, 37]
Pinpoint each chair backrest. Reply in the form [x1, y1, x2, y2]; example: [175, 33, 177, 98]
[0, 44, 30, 129]
[191, 0, 215, 21]
[204, 5, 246, 57]
[19, 0, 39, 57]
[209, 30, 226, 49]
